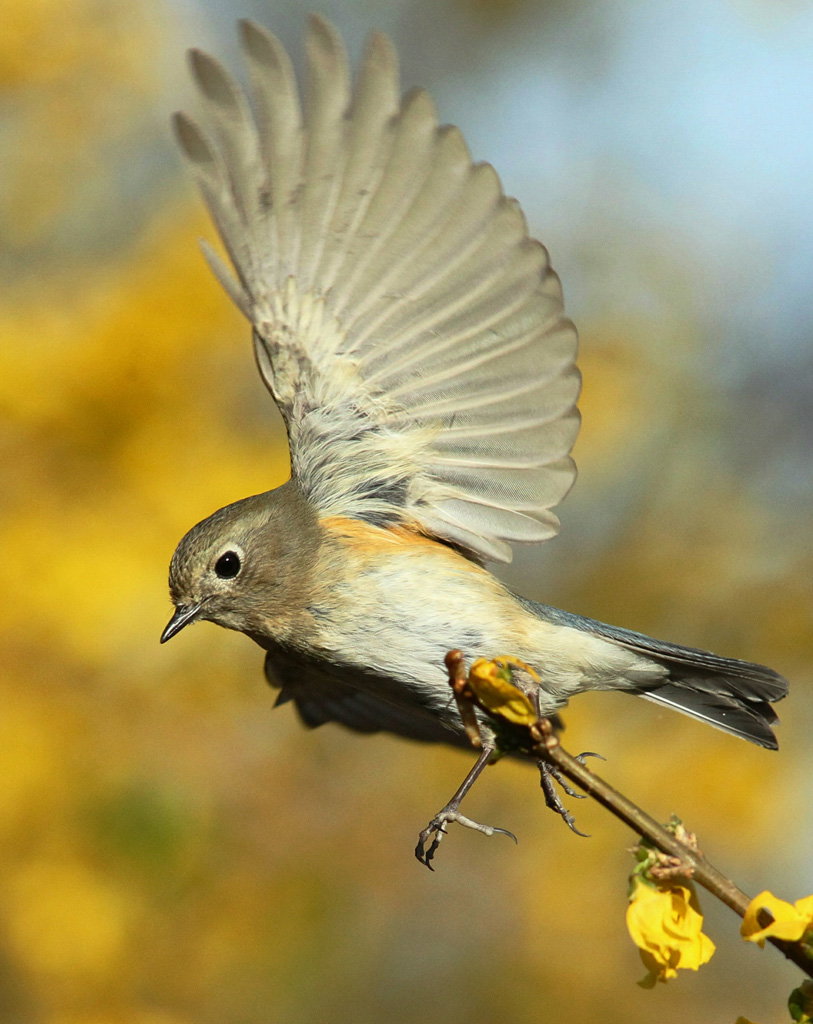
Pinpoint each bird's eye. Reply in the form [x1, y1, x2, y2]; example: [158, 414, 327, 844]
[214, 551, 241, 579]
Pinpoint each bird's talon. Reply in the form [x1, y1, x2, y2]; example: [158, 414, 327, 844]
[415, 808, 516, 867]
[414, 837, 436, 869]
[538, 759, 593, 836]
[575, 751, 605, 764]
[492, 826, 519, 845]
[562, 811, 591, 838]
[536, 761, 581, 798]
[415, 821, 446, 869]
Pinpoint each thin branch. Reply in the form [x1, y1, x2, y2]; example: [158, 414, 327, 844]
[444, 650, 813, 979]
[532, 728, 813, 977]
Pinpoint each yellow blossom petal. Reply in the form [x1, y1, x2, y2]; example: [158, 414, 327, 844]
[467, 657, 539, 726]
[627, 879, 715, 984]
[794, 895, 813, 922]
[638, 947, 679, 987]
[741, 891, 813, 947]
[677, 929, 716, 971]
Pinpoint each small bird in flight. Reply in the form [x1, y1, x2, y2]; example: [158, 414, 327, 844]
[163, 17, 788, 862]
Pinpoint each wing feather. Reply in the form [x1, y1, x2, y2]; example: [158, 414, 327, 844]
[298, 18, 350, 292]
[238, 19, 303, 275]
[330, 89, 440, 319]
[176, 16, 581, 563]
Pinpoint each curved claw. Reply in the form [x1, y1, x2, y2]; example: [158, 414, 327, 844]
[415, 832, 442, 870]
[576, 751, 606, 763]
[539, 758, 596, 836]
[491, 826, 518, 845]
[560, 809, 590, 838]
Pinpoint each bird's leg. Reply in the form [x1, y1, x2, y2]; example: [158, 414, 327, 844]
[537, 731, 605, 838]
[538, 761, 589, 837]
[531, 697, 604, 837]
[415, 743, 517, 870]
[540, 761, 585, 800]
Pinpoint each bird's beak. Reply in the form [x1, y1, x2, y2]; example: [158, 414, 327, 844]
[160, 603, 203, 644]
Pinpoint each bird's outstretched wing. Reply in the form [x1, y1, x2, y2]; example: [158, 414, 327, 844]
[174, 16, 580, 563]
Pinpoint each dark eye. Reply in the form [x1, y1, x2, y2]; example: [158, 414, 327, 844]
[214, 551, 241, 579]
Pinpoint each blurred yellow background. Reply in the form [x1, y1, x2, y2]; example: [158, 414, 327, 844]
[1, 1, 811, 1022]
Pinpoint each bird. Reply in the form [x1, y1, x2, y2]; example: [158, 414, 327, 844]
[162, 16, 788, 863]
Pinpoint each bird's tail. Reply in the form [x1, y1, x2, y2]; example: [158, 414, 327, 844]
[634, 658, 787, 749]
[523, 600, 789, 749]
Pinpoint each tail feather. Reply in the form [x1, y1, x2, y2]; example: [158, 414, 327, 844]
[594, 619, 788, 748]
[523, 599, 789, 748]
[637, 680, 781, 749]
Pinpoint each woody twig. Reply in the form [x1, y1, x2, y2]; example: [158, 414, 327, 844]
[443, 648, 813, 980]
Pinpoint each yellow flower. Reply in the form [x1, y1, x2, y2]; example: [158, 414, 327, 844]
[467, 657, 539, 726]
[626, 877, 715, 986]
[740, 891, 813, 947]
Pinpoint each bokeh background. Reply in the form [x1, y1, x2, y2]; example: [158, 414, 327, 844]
[2, 0, 812, 1021]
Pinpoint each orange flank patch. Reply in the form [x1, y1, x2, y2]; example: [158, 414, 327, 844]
[316, 515, 508, 602]
[319, 515, 444, 555]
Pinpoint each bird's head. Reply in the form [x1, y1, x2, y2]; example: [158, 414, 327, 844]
[161, 482, 318, 643]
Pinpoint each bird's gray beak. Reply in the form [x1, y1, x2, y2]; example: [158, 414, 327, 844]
[160, 603, 202, 643]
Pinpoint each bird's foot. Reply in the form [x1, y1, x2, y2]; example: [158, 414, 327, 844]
[415, 807, 517, 870]
[537, 751, 605, 837]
